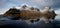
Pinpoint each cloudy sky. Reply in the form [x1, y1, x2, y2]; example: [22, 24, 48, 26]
[0, 0, 60, 14]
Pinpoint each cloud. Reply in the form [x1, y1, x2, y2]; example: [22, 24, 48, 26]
[0, 0, 60, 9]
[51, 0, 60, 8]
[0, 8, 9, 14]
[0, 0, 54, 8]
[0, 0, 60, 14]
[55, 9, 60, 14]
[0, 0, 7, 8]
[31, 0, 54, 6]
[0, 0, 53, 6]
[55, 8, 60, 19]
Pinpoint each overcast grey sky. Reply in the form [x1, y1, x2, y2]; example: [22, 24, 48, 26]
[0, 0, 60, 14]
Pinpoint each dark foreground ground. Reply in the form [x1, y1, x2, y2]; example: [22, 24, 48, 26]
[0, 20, 60, 28]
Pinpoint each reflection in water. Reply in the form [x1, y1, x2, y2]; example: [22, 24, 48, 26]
[0, 14, 60, 28]
[0, 20, 60, 28]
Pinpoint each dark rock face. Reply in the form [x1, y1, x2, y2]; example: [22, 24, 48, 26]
[51, 10, 57, 20]
[3, 7, 21, 20]
[3, 7, 57, 20]
[3, 7, 21, 17]
[22, 5, 27, 8]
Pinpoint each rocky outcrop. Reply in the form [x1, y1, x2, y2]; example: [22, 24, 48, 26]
[1, 6, 57, 23]
[3, 7, 20, 17]
[3, 6, 57, 20]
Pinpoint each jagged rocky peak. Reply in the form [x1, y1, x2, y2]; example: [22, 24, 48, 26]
[3, 7, 20, 17]
[30, 7, 40, 11]
[30, 7, 34, 10]
[21, 5, 27, 8]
